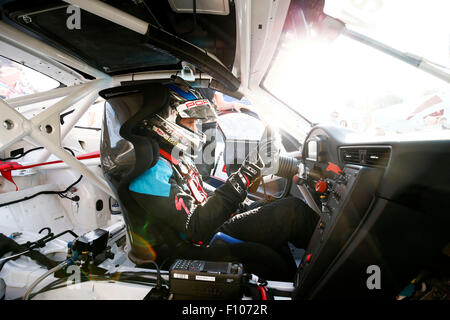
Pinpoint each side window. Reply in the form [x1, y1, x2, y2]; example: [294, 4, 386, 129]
[214, 91, 265, 141]
[210, 92, 264, 179]
[0, 56, 59, 99]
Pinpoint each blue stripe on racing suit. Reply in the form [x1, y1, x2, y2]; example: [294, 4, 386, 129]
[129, 159, 173, 197]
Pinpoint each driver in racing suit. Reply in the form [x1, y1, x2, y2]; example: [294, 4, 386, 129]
[129, 78, 319, 280]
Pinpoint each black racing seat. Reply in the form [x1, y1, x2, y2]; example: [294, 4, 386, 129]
[100, 82, 174, 265]
[99, 82, 297, 280]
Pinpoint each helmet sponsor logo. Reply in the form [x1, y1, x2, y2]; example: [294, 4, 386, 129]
[185, 99, 209, 108]
[153, 126, 179, 147]
[177, 99, 210, 112]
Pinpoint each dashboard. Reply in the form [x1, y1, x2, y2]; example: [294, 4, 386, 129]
[292, 125, 450, 299]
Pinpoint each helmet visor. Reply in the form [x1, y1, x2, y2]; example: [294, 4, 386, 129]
[176, 99, 217, 122]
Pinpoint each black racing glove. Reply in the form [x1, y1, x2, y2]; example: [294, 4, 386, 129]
[226, 158, 262, 200]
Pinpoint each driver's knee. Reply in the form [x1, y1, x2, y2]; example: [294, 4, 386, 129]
[261, 196, 314, 221]
[262, 196, 319, 248]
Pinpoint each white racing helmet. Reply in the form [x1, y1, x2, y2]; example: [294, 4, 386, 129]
[149, 79, 217, 153]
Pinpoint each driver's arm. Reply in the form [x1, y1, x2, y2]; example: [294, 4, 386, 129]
[130, 159, 257, 243]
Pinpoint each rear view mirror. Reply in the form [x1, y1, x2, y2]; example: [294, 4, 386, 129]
[283, 0, 346, 43]
[316, 14, 346, 42]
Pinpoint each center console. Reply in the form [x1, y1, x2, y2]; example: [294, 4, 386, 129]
[293, 164, 383, 299]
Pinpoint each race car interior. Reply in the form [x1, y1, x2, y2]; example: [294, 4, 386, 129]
[99, 80, 450, 299]
[0, 0, 449, 301]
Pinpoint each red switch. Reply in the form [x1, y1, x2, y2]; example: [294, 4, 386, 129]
[306, 253, 312, 263]
[326, 162, 342, 175]
[315, 180, 327, 193]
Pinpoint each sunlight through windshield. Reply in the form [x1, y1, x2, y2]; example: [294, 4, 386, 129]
[264, 0, 450, 139]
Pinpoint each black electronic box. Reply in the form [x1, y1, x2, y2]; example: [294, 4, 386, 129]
[72, 228, 110, 265]
[169, 259, 244, 300]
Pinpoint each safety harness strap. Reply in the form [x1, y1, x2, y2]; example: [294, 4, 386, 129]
[159, 149, 207, 204]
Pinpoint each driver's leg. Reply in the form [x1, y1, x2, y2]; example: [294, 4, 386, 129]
[217, 196, 319, 250]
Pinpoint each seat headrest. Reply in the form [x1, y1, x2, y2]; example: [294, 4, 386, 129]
[100, 83, 168, 181]
[99, 83, 170, 125]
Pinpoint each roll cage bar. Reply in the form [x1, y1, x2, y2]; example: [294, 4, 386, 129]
[0, 0, 244, 197]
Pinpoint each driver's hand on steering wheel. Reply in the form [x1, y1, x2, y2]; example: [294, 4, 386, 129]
[249, 125, 282, 177]
[226, 156, 263, 200]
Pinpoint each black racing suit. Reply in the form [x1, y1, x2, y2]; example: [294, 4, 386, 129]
[129, 149, 319, 280]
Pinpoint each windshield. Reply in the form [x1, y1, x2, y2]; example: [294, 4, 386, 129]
[264, 0, 450, 138]
[325, 0, 450, 69]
